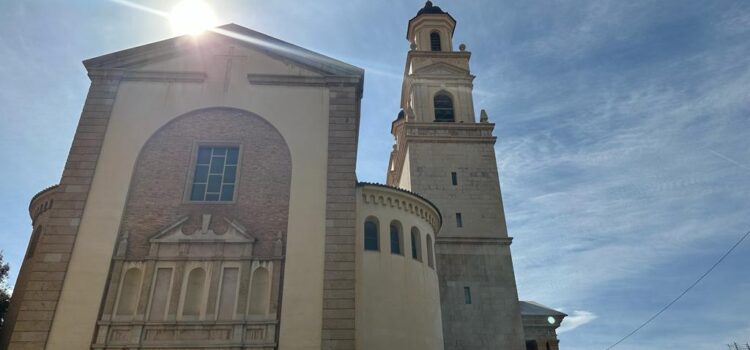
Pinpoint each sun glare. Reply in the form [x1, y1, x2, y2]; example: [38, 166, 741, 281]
[169, 0, 217, 36]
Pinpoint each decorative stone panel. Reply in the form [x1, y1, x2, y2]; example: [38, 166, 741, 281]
[92, 108, 291, 350]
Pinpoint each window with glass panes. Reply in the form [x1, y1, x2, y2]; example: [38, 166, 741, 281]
[189, 146, 239, 202]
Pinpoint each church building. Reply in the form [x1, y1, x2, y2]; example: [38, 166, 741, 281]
[1, 2, 565, 350]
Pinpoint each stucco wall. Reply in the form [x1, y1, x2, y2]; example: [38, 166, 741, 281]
[44, 41, 333, 350]
[355, 184, 443, 350]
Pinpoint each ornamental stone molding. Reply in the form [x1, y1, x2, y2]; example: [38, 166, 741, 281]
[357, 182, 442, 233]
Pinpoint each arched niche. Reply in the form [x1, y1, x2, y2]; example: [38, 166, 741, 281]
[248, 267, 270, 316]
[181, 267, 206, 317]
[116, 267, 142, 316]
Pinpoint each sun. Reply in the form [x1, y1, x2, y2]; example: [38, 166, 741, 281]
[169, 0, 217, 36]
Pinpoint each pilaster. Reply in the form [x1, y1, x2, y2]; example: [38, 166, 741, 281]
[3, 70, 123, 350]
[321, 81, 362, 350]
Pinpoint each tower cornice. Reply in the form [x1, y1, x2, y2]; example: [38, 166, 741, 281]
[403, 122, 497, 144]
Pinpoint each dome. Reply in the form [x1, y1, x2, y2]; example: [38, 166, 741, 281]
[407, 1, 456, 39]
[416, 1, 448, 16]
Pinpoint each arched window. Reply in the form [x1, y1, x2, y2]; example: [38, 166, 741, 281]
[181, 267, 206, 317]
[248, 267, 270, 315]
[390, 221, 403, 255]
[430, 32, 442, 51]
[426, 234, 435, 268]
[117, 267, 142, 316]
[434, 93, 455, 122]
[364, 217, 379, 251]
[411, 227, 422, 261]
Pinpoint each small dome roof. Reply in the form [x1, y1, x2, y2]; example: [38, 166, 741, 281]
[397, 109, 405, 120]
[407, 1, 456, 40]
[416, 1, 448, 16]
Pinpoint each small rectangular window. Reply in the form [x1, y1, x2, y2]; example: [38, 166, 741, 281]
[190, 146, 239, 202]
[451, 172, 458, 185]
[456, 213, 463, 228]
[463, 286, 472, 304]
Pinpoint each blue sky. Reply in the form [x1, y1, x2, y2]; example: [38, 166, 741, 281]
[1, 0, 749, 349]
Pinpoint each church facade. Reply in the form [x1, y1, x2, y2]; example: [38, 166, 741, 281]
[1, 2, 565, 350]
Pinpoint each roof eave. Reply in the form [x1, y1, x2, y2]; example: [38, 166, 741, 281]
[82, 23, 364, 80]
[406, 13, 457, 40]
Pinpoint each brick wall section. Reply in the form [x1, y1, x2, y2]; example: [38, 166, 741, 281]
[2, 70, 123, 350]
[115, 108, 291, 260]
[320, 83, 361, 350]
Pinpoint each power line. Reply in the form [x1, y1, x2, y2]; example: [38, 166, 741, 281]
[605, 228, 750, 350]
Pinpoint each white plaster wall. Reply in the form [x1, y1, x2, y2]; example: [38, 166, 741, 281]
[46, 42, 330, 350]
[355, 186, 444, 350]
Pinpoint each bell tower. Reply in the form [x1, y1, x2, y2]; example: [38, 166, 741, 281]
[387, 2, 526, 349]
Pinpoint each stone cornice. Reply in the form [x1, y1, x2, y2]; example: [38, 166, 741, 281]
[87, 68, 206, 83]
[29, 184, 59, 209]
[247, 74, 363, 89]
[407, 50, 471, 61]
[406, 75, 475, 85]
[358, 182, 442, 233]
[436, 236, 513, 246]
[404, 122, 497, 144]
[28, 184, 59, 222]
[124, 70, 206, 83]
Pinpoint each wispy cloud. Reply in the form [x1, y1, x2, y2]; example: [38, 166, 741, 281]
[480, 0, 750, 348]
[558, 310, 598, 334]
[708, 149, 750, 172]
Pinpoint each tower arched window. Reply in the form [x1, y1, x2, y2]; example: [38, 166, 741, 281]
[364, 217, 379, 251]
[434, 92, 455, 122]
[411, 227, 422, 261]
[390, 221, 403, 255]
[430, 32, 442, 51]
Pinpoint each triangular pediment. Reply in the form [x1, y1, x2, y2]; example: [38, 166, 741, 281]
[150, 214, 256, 244]
[83, 23, 363, 78]
[413, 61, 468, 76]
